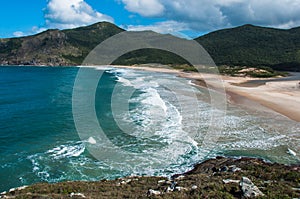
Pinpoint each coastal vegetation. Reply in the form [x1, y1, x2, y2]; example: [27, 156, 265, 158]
[218, 65, 289, 78]
[0, 22, 124, 66]
[112, 48, 190, 66]
[1, 22, 300, 73]
[1, 157, 299, 198]
[196, 24, 300, 72]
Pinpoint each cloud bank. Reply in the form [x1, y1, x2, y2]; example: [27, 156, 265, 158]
[121, 0, 300, 32]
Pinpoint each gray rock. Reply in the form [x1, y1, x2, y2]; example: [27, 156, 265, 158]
[223, 179, 240, 184]
[191, 185, 198, 190]
[240, 177, 264, 198]
[165, 180, 173, 185]
[120, 179, 132, 185]
[291, 187, 300, 191]
[0, 191, 6, 195]
[70, 193, 86, 198]
[147, 189, 161, 196]
[165, 186, 173, 193]
[229, 165, 242, 172]
[175, 186, 188, 192]
[175, 175, 185, 180]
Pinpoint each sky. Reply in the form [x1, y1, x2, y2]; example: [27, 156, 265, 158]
[1, 0, 300, 39]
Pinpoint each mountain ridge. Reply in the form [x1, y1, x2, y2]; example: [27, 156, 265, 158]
[1, 22, 300, 71]
[0, 22, 124, 66]
[196, 24, 300, 71]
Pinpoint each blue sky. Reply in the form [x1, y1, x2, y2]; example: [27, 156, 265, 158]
[1, 0, 300, 39]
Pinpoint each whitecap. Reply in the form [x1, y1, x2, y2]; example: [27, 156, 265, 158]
[46, 142, 85, 159]
[287, 148, 297, 156]
[141, 88, 168, 114]
[116, 76, 133, 87]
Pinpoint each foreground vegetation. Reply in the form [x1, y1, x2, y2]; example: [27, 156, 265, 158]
[1, 157, 299, 198]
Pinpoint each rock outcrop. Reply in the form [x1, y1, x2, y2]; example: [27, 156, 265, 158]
[0, 157, 299, 199]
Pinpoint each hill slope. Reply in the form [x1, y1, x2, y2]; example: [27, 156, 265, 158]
[196, 25, 300, 71]
[0, 22, 124, 66]
[1, 23, 300, 71]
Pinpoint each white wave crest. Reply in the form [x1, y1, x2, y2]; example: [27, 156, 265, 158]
[116, 76, 133, 87]
[46, 142, 85, 159]
[141, 88, 168, 114]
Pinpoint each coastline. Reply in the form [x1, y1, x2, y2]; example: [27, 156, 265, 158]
[4, 64, 299, 121]
[2, 157, 299, 198]
[93, 64, 300, 123]
[1, 65, 299, 198]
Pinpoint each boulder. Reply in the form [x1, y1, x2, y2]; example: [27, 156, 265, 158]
[147, 189, 161, 196]
[240, 177, 264, 198]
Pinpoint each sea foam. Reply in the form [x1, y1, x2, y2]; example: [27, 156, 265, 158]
[46, 142, 85, 159]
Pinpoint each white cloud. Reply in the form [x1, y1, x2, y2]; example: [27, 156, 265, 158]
[123, 21, 189, 38]
[9, 0, 114, 38]
[13, 31, 25, 37]
[122, 0, 164, 17]
[44, 0, 114, 29]
[121, 0, 300, 32]
[11, 26, 47, 38]
[31, 26, 47, 34]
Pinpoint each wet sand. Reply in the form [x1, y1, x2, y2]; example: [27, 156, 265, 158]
[94, 65, 300, 122]
[180, 72, 300, 122]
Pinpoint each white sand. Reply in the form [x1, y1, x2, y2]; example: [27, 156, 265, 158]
[91, 65, 300, 122]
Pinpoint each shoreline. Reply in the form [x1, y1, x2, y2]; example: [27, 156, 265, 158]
[3, 64, 299, 122]
[1, 65, 299, 198]
[2, 157, 299, 198]
[94, 64, 300, 122]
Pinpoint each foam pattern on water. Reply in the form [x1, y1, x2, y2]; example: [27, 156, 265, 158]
[0, 67, 299, 192]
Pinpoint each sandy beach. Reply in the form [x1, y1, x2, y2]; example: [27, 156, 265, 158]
[95, 65, 300, 122]
[225, 78, 300, 122]
[181, 71, 300, 122]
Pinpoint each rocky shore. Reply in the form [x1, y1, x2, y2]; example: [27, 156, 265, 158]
[1, 157, 299, 199]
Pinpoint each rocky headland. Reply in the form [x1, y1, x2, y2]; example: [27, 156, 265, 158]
[1, 157, 299, 199]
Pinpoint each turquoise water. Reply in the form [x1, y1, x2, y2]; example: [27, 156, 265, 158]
[0, 66, 299, 192]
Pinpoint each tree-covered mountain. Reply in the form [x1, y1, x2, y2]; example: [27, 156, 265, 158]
[196, 24, 300, 71]
[1, 22, 300, 71]
[0, 22, 124, 66]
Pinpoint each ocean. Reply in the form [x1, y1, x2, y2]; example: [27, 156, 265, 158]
[0, 66, 299, 192]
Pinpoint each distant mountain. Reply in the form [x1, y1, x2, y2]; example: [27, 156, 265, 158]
[1, 23, 300, 71]
[196, 24, 300, 71]
[0, 22, 124, 66]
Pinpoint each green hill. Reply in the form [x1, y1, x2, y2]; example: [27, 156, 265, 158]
[1, 23, 300, 71]
[0, 22, 124, 66]
[112, 48, 190, 66]
[196, 24, 300, 71]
